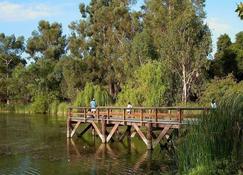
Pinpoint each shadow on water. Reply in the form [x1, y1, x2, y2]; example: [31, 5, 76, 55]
[0, 113, 177, 175]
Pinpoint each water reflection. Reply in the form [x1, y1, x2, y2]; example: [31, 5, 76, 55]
[67, 138, 176, 174]
[0, 113, 177, 175]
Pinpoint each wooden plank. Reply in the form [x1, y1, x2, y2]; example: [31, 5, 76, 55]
[70, 121, 82, 137]
[132, 123, 148, 145]
[91, 121, 104, 142]
[152, 125, 171, 149]
[106, 123, 120, 142]
[78, 124, 92, 137]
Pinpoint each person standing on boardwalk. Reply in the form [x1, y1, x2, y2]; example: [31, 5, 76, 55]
[127, 102, 132, 114]
[211, 99, 217, 109]
[90, 98, 97, 113]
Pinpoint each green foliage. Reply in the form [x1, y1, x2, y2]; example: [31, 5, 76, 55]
[236, 3, 243, 20]
[209, 32, 243, 81]
[178, 93, 243, 174]
[117, 61, 168, 106]
[74, 83, 112, 106]
[200, 75, 243, 105]
[57, 102, 69, 116]
[49, 100, 59, 114]
[26, 20, 66, 61]
[31, 92, 57, 114]
[31, 94, 49, 114]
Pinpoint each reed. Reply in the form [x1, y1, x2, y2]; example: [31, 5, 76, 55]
[177, 93, 243, 174]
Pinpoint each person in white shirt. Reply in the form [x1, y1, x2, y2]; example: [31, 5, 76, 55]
[211, 99, 217, 109]
[127, 102, 132, 114]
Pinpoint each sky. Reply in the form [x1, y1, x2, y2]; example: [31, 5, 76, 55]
[0, 0, 242, 56]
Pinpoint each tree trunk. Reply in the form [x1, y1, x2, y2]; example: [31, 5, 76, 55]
[182, 64, 187, 103]
[109, 81, 115, 101]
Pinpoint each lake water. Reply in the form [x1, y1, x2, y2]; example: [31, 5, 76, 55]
[0, 113, 177, 175]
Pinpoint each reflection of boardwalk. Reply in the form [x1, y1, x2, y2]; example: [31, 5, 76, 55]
[67, 107, 209, 149]
[67, 138, 174, 173]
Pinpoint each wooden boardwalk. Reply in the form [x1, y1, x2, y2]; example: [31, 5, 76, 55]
[67, 107, 210, 149]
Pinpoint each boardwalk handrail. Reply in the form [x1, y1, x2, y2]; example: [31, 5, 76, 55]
[67, 106, 211, 124]
[68, 106, 211, 110]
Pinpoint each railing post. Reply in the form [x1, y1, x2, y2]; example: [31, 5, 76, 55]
[123, 108, 126, 125]
[97, 108, 100, 122]
[140, 109, 144, 126]
[84, 108, 87, 122]
[155, 108, 158, 127]
[155, 108, 158, 123]
[178, 109, 182, 123]
[107, 108, 110, 124]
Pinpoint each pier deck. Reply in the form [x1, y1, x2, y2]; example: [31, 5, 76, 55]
[67, 107, 209, 149]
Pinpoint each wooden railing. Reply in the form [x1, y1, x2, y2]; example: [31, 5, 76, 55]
[68, 106, 210, 124]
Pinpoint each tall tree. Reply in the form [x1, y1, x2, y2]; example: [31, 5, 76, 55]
[209, 34, 236, 78]
[26, 20, 66, 61]
[69, 0, 135, 100]
[160, 1, 211, 103]
[0, 33, 25, 104]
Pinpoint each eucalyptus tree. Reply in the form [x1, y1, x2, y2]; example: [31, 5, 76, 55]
[69, 0, 136, 100]
[0, 33, 25, 104]
[143, 0, 211, 103]
[26, 20, 66, 62]
[164, 2, 211, 103]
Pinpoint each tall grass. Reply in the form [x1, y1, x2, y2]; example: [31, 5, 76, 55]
[177, 93, 243, 174]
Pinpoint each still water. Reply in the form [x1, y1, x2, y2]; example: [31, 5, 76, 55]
[0, 113, 176, 175]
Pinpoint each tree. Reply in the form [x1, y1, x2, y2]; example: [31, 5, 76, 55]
[200, 74, 241, 104]
[209, 32, 243, 81]
[160, 1, 211, 103]
[117, 61, 168, 106]
[209, 34, 236, 78]
[0, 33, 25, 104]
[236, 2, 243, 20]
[26, 20, 66, 61]
[69, 0, 135, 100]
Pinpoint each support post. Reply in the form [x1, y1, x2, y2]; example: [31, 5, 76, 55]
[67, 107, 72, 138]
[101, 116, 107, 143]
[147, 122, 153, 150]
[84, 108, 87, 122]
[67, 117, 71, 138]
